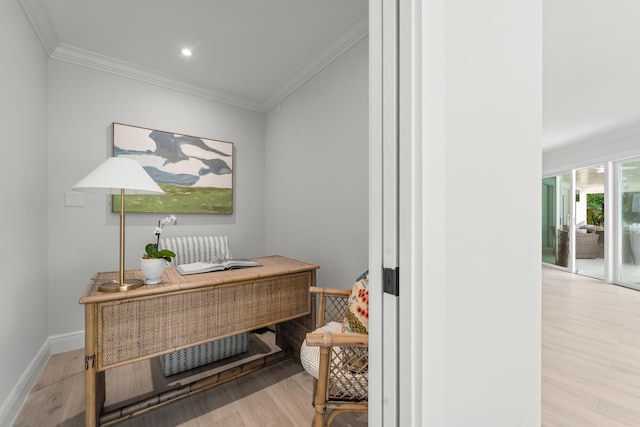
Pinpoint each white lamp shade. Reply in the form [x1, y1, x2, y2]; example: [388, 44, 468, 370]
[73, 157, 165, 195]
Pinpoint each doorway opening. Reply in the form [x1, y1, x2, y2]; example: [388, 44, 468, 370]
[574, 165, 605, 280]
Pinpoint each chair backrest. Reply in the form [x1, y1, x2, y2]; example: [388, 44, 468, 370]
[159, 236, 231, 266]
[312, 287, 351, 329]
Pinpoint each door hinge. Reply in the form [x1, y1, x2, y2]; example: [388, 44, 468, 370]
[383, 267, 399, 296]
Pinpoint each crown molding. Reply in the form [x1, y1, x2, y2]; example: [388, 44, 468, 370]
[51, 44, 265, 112]
[18, 0, 59, 56]
[263, 13, 369, 112]
[20, 1, 369, 114]
[543, 122, 640, 176]
[545, 121, 640, 158]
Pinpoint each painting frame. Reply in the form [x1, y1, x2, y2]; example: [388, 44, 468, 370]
[112, 122, 234, 214]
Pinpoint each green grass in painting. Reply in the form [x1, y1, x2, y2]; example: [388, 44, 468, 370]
[114, 184, 232, 214]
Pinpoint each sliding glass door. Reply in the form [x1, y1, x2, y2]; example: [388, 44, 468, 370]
[574, 165, 605, 280]
[619, 159, 640, 289]
[542, 158, 640, 289]
[542, 177, 556, 264]
[542, 174, 571, 268]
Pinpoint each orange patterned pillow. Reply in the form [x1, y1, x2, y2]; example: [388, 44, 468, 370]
[343, 271, 369, 334]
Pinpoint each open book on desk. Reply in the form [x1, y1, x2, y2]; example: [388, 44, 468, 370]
[176, 259, 262, 276]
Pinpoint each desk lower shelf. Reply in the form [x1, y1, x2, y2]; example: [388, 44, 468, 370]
[100, 330, 289, 426]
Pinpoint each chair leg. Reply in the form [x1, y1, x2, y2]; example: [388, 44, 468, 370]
[312, 378, 318, 406]
[313, 347, 331, 427]
[313, 402, 326, 427]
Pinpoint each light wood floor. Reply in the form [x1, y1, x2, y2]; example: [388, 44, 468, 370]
[13, 267, 640, 426]
[542, 266, 640, 426]
[13, 333, 367, 426]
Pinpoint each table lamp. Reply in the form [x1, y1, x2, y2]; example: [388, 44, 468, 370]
[73, 157, 165, 292]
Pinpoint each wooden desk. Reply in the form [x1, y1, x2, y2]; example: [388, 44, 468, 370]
[80, 255, 318, 426]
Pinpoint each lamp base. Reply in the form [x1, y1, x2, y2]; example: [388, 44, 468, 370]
[98, 279, 144, 293]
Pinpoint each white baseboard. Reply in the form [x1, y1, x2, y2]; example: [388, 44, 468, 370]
[0, 340, 50, 427]
[50, 330, 84, 354]
[0, 331, 84, 427]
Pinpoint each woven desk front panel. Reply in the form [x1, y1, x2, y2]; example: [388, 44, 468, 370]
[96, 272, 311, 369]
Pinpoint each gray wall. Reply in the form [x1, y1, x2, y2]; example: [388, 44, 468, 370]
[264, 38, 369, 289]
[0, 0, 49, 421]
[47, 36, 370, 336]
[47, 60, 267, 336]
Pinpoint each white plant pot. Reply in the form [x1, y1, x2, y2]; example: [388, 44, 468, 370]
[140, 258, 168, 284]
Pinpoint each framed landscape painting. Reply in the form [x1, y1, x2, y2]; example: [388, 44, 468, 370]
[112, 123, 233, 214]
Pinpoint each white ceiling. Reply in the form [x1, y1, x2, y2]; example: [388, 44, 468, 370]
[544, 0, 640, 152]
[575, 166, 605, 193]
[20, 0, 640, 153]
[21, 0, 368, 113]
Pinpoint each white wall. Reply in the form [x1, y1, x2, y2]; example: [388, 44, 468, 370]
[576, 191, 587, 224]
[47, 60, 266, 336]
[420, 0, 542, 424]
[0, 1, 49, 423]
[264, 38, 369, 289]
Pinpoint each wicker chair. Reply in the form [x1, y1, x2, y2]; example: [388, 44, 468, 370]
[301, 286, 368, 427]
[157, 236, 249, 376]
[575, 231, 600, 259]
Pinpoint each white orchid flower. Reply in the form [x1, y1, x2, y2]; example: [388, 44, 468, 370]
[144, 215, 179, 260]
[160, 214, 178, 226]
[149, 215, 178, 252]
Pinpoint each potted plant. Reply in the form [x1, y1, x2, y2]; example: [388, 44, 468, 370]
[140, 215, 177, 284]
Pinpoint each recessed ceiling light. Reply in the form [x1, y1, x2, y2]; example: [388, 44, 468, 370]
[181, 48, 192, 57]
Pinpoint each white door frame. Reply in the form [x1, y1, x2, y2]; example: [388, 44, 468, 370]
[368, 0, 390, 425]
[398, 0, 424, 425]
[371, 1, 542, 425]
[368, 0, 399, 424]
[369, 0, 423, 425]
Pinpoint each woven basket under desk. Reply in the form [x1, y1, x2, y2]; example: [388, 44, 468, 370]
[159, 333, 249, 376]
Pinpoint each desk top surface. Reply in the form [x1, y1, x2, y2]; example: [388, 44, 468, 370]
[79, 255, 319, 304]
